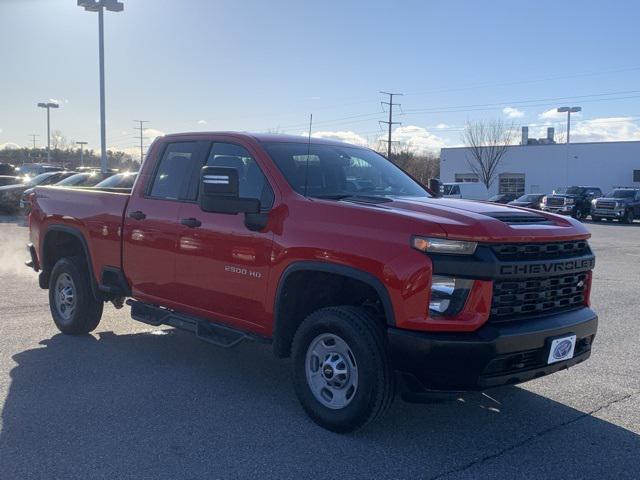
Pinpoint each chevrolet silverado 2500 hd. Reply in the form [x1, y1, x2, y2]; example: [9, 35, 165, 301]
[27, 132, 597, 432]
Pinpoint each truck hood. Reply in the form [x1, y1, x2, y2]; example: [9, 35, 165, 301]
[349, 196, 589, 242]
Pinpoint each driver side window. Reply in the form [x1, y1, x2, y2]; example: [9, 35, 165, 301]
[205, 142, 274, 210]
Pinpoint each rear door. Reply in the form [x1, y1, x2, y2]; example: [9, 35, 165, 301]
[122, 141, 209, 305]
[172, 140, 276, 333]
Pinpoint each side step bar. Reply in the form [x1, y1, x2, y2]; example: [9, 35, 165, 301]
[127, 300, 269, 348]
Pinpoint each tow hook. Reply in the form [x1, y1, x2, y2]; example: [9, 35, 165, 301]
[111, 297, 125, 309]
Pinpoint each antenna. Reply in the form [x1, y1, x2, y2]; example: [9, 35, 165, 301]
[303, 113, 313, 197]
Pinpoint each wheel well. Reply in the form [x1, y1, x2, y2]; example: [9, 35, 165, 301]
[41, 230, 89, 289]
[273, 270, 388, 358]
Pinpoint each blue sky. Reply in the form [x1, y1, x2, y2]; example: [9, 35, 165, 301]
[2, 0, 640, 155]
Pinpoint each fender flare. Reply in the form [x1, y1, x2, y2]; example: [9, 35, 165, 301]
[41, 225, 100, 300]
[272, 261, 396, 351]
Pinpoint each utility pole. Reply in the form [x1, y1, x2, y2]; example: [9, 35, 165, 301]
[76, 141, 88, 168]
[29, 134, 39, 149]
[134, 120, 149, 163]
[379, 91, 403, 159]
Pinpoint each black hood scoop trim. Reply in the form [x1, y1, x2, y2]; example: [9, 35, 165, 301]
[484, 211, 554, 225]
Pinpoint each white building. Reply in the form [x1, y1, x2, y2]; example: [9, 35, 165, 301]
[440, 140, 640, 197]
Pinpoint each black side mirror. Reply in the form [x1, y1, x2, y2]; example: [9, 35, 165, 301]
[199, 166, 260, 214]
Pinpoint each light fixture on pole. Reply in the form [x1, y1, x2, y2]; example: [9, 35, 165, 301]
[78, 0, 124, 173]
[557, 106, 581, 144]
[37, 101, 59, 163]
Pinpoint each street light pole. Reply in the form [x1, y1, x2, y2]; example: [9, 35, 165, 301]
[78, 0, 124, 173]
[37, 101, 59, 163]
[76, 141, 88, 167]
[557, 106, 582, 144]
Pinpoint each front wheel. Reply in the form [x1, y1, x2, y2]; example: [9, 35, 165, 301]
[622, 209, 634, 224]
[49, 256, 103, 335]
[292, 306, 395, 432]
[572, 208, 585, 220]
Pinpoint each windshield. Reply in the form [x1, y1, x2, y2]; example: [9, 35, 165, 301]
[263, 143, 429, 199]
[56, 173, 89, 186]
[95, 172, 137, 189]
[488, 194, 506, 201]
[555, 187, 584, 195]
[605, 189, 636, 198]
[516, 194, 541, 202]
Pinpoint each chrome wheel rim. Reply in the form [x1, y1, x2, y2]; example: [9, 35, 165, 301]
[54, 273, 76, 320]
[305, 333, 358, 410]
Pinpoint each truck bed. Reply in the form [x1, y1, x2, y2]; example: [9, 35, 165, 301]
[30, 186, 130, 282]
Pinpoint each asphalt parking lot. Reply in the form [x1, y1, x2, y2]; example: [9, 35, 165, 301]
[0, 216, 638, 480]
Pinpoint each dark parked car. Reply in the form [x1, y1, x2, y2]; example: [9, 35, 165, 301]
[20, 171, 114, 213]
[487, 193, 518, 204]
[15, 163, 64, 178]
[508, 193, 546, 210]
[0, 163, 17, 175]
[0, 175, 23, 187]
[541, 186, 603, 220]
[591, 188, 640, 223]
[0, 171, 74, 213]
[94, 171, 138, 189]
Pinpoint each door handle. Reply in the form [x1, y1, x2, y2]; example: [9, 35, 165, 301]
[180, 217, 202, 228]
[128, 210, 146, 220]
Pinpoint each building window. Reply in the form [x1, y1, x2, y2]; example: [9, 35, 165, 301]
[454, 173, 479, 183]
[499, 173, 525, 196]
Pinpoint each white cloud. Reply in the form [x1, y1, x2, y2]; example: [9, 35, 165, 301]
[539, 108, 581, 120]
[503, 107, 524, 118]
[1, 142, 20, 150]
[144, 128, 165, 140]
[570, 117, 640, 143]
[310, 130, 368, 146]
[384, 125, 445, 154]
[435, 123, 450, 129]
[197, 120, 207, 125]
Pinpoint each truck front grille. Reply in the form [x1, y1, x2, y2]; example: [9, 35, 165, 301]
[596, 201, 616, 210]
[490, 240, 589, 261]
[546, 197, 565, 207]
[490, 272, 588, 323]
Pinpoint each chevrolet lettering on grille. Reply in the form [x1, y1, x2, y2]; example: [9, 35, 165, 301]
[499, 258, 595, 277]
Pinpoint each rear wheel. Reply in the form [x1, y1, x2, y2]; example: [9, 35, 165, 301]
[292, 306, 395, 432]
[49, 256, 103, 335]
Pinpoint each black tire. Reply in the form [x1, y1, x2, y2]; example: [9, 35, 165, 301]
[49, 256, 103, 335]
[622, 209, 634, 224]
[292, 306, 395, 433]
[572, 208, 584, 220]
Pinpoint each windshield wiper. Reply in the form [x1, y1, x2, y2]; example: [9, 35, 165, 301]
[314, 194, 393, 203]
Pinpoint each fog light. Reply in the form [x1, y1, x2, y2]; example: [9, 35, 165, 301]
[429, 275, 474, 317]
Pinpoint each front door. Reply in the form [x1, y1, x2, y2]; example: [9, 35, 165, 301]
[123, 140, 209, 305]
[172, 141, 276, 333]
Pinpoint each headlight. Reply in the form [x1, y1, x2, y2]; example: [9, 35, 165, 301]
[429, 275, 474, 317]
[541, 196, 547, 204]
[412, 236, 477, 255]
[565, 198, 575, 205]
[591, 199, 597, 206]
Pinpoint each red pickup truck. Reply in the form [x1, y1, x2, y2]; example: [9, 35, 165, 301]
[26, 132, 597, 432]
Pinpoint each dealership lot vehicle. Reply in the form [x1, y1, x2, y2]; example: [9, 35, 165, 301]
[93, 171, 138, 189]
[591, 187, 640, 223]
[542, 186, 603, 219]
[0, 171, 74, 213]
[0, 175, 23, 187]
[488, 193, 518, 204]
[26, 133, 599, 432]
[508, 193, 546, 210]
[440, 181, 488, 200]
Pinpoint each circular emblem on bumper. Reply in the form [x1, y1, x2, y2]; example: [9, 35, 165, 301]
[553, 339, 573, 360]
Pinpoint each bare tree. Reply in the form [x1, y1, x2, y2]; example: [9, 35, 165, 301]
[462, 120, 514, 189]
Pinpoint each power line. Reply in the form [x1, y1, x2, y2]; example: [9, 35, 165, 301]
[379, 92, 403, 158]
[133, 120, 149, 163]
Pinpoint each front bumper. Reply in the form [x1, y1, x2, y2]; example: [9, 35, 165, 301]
[592, 208, 625, 218]
[389, 307, 597, 396]
[542, 205, 574, 215]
